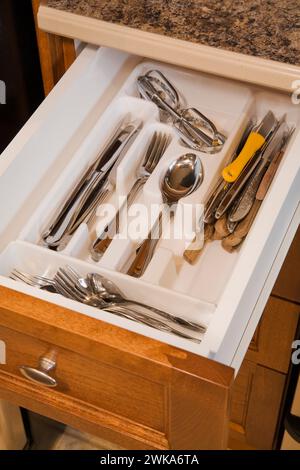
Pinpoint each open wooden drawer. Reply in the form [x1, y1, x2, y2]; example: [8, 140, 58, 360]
[0, 45, 299, 449]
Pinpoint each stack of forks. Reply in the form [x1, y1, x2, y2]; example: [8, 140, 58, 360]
[10, 266, 205, 343]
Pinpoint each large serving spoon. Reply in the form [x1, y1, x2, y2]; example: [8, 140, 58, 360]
[127, 153, 203, 277]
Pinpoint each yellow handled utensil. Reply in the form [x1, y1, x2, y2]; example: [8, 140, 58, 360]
[222, 111, 276, 183]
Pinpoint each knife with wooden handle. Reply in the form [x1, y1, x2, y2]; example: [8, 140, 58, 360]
[221, 199, 261, 252]
[214, 215, 231, 238]
[127, 211, 163, 278]
[183, 223, 214, 265]
[233, 199, 262, 239]
[221, 234, 243, 252]
[221, 124, 293, 253]
[183, 120, 255, 264]
[222, 111, 276, 183]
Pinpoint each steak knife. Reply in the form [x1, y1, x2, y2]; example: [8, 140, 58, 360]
[228, 116, 288, 223]
[203, 119, 255, 224]
[222, 111, 277, 182]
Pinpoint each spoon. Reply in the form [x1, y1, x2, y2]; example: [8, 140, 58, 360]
[90, 273, 206, 333]
[55, 266, 95, 299]
[161, 153, 203, 201]
[55, 267, 203, 340]
[127, 153, 203, 277]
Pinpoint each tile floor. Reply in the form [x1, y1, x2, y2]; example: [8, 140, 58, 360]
[28, 412, 122, 450]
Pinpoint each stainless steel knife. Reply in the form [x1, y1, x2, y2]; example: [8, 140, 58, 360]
[228, 116, 288, 223]
[214, 140, 270, 219]
[203, 119, 256, 224]
[41, 116, 142, 250]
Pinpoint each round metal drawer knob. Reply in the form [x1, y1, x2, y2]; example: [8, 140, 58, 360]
[19, 352, 57, 388]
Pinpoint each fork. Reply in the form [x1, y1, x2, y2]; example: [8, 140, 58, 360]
[61, 265, 205, 333]
[10, 268, 96, 302]
[10, 269, 57, 292]
[10, 268, 201, 342]
[53, 269, 200, 341]
[90, 131, 171, 260]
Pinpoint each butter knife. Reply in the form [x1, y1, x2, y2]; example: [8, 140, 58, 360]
[42, 117, 141, 249]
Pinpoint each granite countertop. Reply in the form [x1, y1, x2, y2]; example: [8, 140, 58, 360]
[47, 0, 300, 66]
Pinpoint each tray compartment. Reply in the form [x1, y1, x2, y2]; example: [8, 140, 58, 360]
[0, 47, 299, 365]
[0, 241, 214, 354]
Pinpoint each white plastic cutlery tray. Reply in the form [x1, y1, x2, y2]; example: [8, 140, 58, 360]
[0, 45, 299, 370]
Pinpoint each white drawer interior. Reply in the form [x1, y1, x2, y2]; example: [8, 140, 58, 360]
[0, 45, 299, 369]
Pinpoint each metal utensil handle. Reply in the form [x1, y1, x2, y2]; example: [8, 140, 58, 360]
[66, 178, 112, 236]
[41, 120, 129, 244]
[144, 70, 180, 108]
[44, 171, 107, 247]
[121, 300, 206, 333]
[215, 151, 263, 219]
[105, 304, 201, 342]
[53, 184, 110, 252]
[42, 121, 140, 247]
[41, 164, 94, 242]
[229, 159, 268, 222]
[127, 236, 160, 278]
[178, 117, 214, 147]
[138, 73, 224, 153]
[204, 180, 229, 224]
[61, 125, 142, 240]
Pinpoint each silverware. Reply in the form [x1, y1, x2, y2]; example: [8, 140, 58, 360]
[41, 116, 142, 251]
[54, 270, 202, 342]
[214, 112, 277, 219]
[215, 151, 263, 219]
[90, 131, 171, 261]
[226, 218, 238, 234]
[127, 153, 203, 278]
[203, 119, 256, 225]
[10, 268, 202, 342]
[137, 69, 226, 153]
[214, 114, 278, 221]
[10, 270, 57, 292]
[256, 126, 295, 201]
[60, 266, 205, 333]
[228, 116, 288, 222]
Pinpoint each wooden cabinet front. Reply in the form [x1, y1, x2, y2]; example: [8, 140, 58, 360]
[230, 295, 299, 449]
[0, 287, 233, 450]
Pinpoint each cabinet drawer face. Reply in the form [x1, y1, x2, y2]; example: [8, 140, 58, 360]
[0, 303, 233, 450]
[0, 45, 299, 371]
[0, 324, 165, 431]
